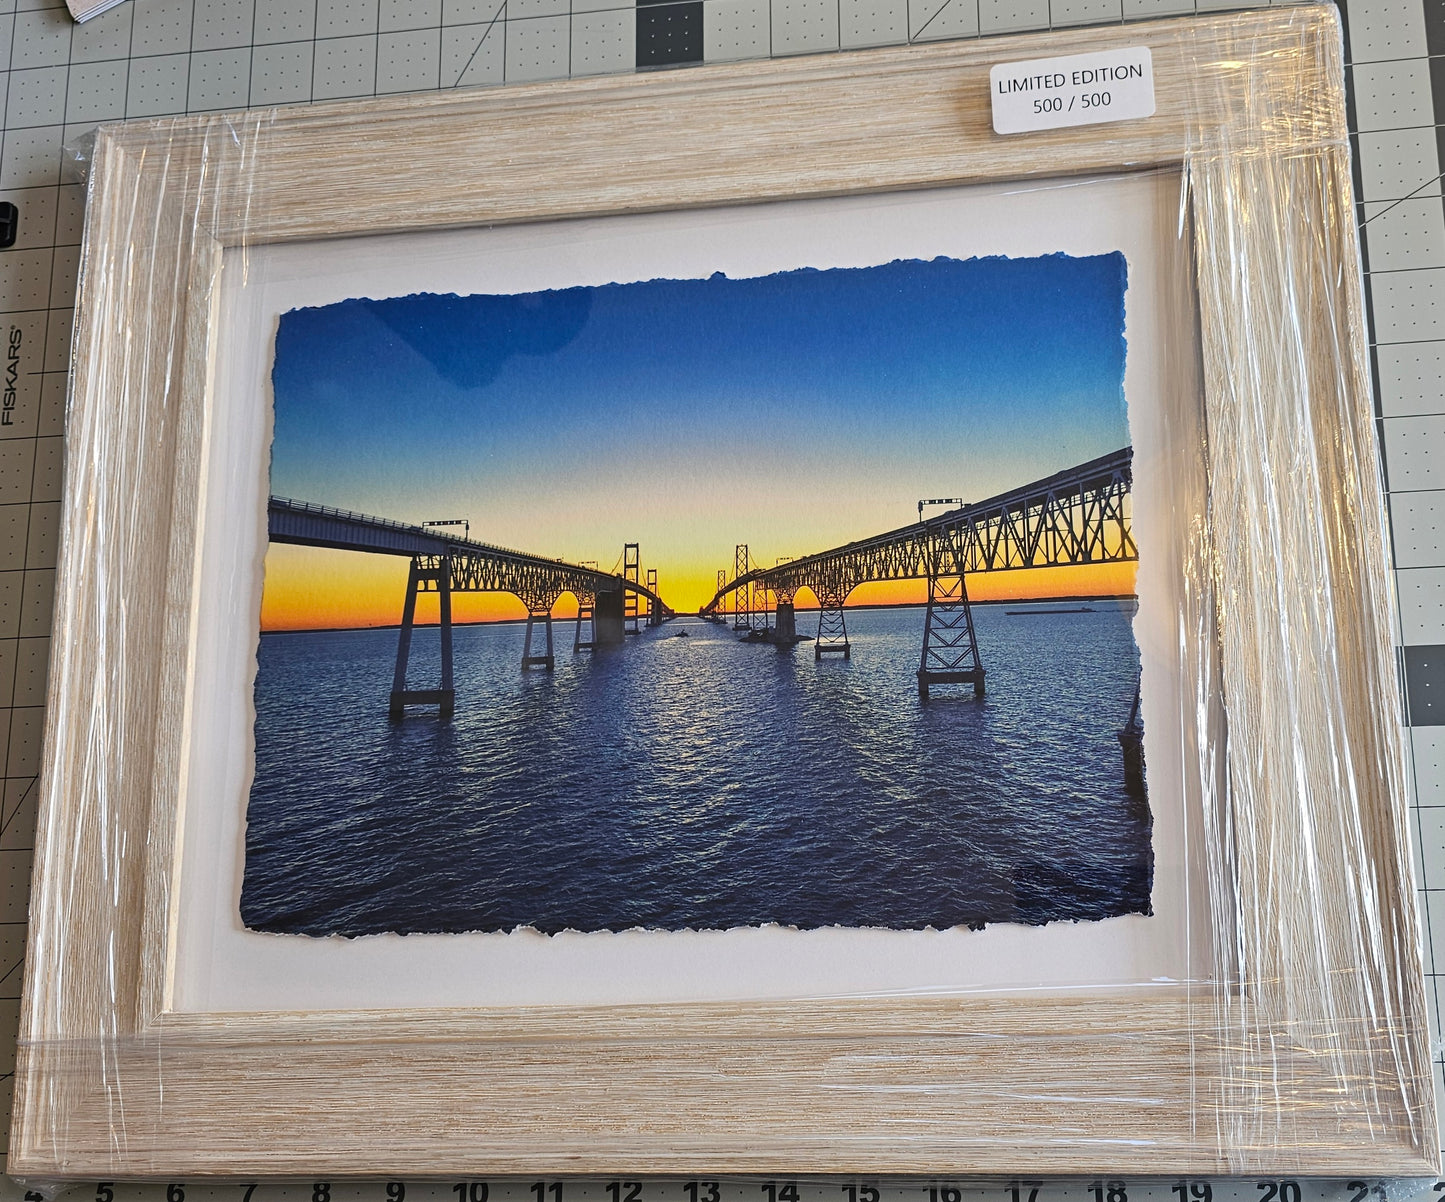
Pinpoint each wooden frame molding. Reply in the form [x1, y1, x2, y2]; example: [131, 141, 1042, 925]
[11, 6, 1438, 1178]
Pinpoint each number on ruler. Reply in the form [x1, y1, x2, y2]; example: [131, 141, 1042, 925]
[68, 1173, 1417, 1202]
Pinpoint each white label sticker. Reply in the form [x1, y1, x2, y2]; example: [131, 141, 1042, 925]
[990, 46, 1155, 135]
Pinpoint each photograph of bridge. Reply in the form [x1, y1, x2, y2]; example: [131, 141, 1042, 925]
[240, 251, 1154, 939]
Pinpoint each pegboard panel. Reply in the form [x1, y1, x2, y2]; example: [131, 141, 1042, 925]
[3, 0, 1445, 1181]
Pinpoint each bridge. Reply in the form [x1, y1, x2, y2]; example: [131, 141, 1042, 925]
[269, 497, 672, 718]
[703, 447, 1134, 700]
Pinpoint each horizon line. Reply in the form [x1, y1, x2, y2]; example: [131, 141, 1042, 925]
[261, 593, 1140, 636]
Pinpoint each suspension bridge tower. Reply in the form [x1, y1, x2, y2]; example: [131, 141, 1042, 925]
[624, 543, 641, 635]
[734, 544, 758, 631]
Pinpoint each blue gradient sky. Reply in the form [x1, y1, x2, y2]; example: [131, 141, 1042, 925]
[265, 253, 1131, 622]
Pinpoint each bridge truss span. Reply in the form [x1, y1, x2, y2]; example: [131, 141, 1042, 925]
[269, 497, 666, 615]
[705, 447, 1134, 610]
[410, 551, 623, 616]
[703, 447, 1136, 699]
[268, 496, 673, 716]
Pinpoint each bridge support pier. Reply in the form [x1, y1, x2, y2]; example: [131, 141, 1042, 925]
[574, 599, 595, 652]
[523, 609, 556, 670]
[389, 555, 455, 720]
[754, 583, 771, 636]
[815, 604, 850, 659]
[773, 600, 796, 643]
[916, 557, 984, 702]
[593, 588, 626, 646]
[1118, 671, 1146, 801]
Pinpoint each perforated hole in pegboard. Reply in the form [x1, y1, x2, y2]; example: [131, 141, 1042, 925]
[0, 852, 31, 922]
[637, 0, 702, 66]
[1392, 492, 1445, 567]
[0, 777, 40, 852]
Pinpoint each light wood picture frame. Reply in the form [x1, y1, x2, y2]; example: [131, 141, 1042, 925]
[10, 4, 1438, 1178]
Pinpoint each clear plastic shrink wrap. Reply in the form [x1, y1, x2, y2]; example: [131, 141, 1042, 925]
[8, 1, 1440, 1183]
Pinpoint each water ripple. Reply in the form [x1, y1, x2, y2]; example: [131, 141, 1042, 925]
[240, 606, 1152, 936]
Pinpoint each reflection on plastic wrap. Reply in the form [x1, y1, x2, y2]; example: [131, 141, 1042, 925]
[7, 4, 1439, 1182]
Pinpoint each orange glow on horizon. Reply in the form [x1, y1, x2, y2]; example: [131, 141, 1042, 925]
[259, 544, 1138, 633]
[831, 561, 1138, 610]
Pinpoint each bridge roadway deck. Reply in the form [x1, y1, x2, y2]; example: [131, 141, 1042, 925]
[705, 445, 1134, 610]
[268, 496, 665, 611]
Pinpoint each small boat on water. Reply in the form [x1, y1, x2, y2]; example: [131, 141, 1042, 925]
[1005, 605, 1096, 615]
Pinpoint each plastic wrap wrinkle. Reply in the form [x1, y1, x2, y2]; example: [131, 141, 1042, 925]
[6, 4, 1437, 1178]
[1186, 117, 1425, 1159]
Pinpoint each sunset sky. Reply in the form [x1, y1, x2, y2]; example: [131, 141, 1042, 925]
[261, 254, 1134, 631]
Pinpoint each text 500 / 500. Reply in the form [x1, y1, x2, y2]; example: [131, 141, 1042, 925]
[990, 47, 1155, 134]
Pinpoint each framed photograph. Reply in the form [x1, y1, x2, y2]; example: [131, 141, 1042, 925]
[11, 4, 1436, 1178]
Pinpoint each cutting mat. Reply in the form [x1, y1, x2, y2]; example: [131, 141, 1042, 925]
[0, 0, 1441, 1189]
